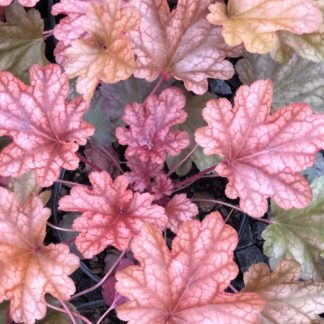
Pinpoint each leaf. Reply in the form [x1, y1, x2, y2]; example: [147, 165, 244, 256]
[243, 260, 324, 323]
[116, 87, 190, 165]
[128, 0, 241, 95]
[126, 155, 164, 192]
[236, 52, 324, 113]
[62, 0, 140, 101]
[195, 80, 324, 218]
[0, 0, 39, 6]
[0, 64, 94, 187]
[0, 187, 79, 324]
[86, 76, 173, 146]
[167, 92, 222, 176]
[272, 1, 324, 62]
[115, 212, 265, 323]
[58, 171, 167, 258]
[0, 299, 82, 324]
[102, 258, 134, 307]
[207, 0, 323, 54]
[262, 176, 324, 280]
[8, 171, 41, 204]
[0, 2, 48, 82]
[165, 193, 199, 233]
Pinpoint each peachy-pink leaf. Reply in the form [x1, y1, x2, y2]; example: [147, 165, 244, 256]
[115, 212, 265, 323]
[165, 193, 199, 233]
[116, 87, 190, 165]
[128, 0, 241, 94]
[0, 187, 79, 324]
[0, 64, 94, 187]
[59, 171, 168, 258]
[195, 80, 324, 217]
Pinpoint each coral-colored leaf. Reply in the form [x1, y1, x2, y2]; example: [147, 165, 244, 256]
[207, 0, 323, 54]
[243, 260, 324, 323]
[115, 212, 265, 323]
[61, 0, 140, 101]
[59, 171, 167, 258]
[0, 187, 79, 324]
[0, 0, 39, 6]
[125, 156, 164, 192]
[0, 64, 94, 187]
[0, 3, 48, 83]
[165, 193, 198, 233]
[195, 80, 324, 218]
[116, 87, 190, 164]
[129, 0, 241, 94]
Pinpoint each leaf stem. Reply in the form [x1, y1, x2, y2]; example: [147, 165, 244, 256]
[76, 152, 103, 172]
[172, 165, 217, 191]
[142, 74, 166, 105]
[192, 198, 272, 223]
[58, 299, 77, 324]
[47, 222, 77, 232]
[70, 250, 126, 301]
[46, 302, 92, 324]
[167, 144, 198, 177]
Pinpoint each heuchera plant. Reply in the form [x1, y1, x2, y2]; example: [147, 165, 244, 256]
[1, 0, 324, 323]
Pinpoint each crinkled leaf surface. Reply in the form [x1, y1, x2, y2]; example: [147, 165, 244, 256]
[207, 0, 323, 54]
[167, 92, 222, 176]
[0, 3, 48, 83]
[0, 0, 39, 6]
[0, 64, 94, 187]
[165, 193, 198, 233]
[244, 260, 324, 323]
[0, 188, 79, 324]
[262, 176, 324, 280]
[59, 171, 167, 258]
[116, 212, 265, 323]
[129, 0, 241, 94]
[116, 87, 190, 165]
[63, 0, 140, 101]
[195, 80, 324, 218]
[236, 53, 324, 113]
[86, 77, 173, 146]
[52, 0, 99, 46]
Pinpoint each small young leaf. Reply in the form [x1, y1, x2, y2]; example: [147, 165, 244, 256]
[59, 171, 167, 258]
[244, 260, 324, 323]
[116, 87, 190, 165]
[195, 80, 324, 217]
[262, 176, 324, 280]
[0, 2, 48, 82]
[165, 193, 199, 233]
[115, 212, 265, 323]
[0, 64, 94, 187]
[236, 53, 324, 113]
[208, 0, 323, 54]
